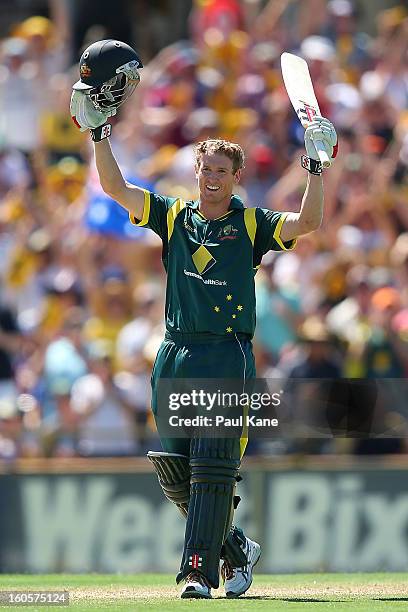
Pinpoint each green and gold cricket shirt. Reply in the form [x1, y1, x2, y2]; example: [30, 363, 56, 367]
[130, 191, 296, 338]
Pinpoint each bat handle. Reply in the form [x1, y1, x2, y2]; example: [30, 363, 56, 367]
[314, 139, 331, 168]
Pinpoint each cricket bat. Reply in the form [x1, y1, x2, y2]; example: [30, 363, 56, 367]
[281, 52, 331, 168]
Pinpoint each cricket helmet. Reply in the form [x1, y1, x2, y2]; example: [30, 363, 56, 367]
[73, 39, 143, 111]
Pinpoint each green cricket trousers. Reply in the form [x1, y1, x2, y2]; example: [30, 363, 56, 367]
[151, 330, 256, 457]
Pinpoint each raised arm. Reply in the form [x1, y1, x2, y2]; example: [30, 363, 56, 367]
[280, 173, 323, 241]
[280, 116, 338, 242]
[70, 40, 145, 220]
[70, 90, 145, 221]
[93, 138, 145, 220]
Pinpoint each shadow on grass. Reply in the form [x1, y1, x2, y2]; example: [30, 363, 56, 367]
[373, 598, 408, 602]
[234, 597, 348, 602]
[239, 596, 408, 603]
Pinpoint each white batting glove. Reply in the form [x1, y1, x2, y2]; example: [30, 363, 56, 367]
[304, 116, 338, 162]
[70, 90, 116, 132]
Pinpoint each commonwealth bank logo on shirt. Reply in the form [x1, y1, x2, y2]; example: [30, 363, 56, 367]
[184, 269, 227, 286]
[191, 244, 216, 275]
[217, 224, 239, 241]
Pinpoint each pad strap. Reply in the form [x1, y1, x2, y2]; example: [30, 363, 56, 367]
[222, 525, 247, 566]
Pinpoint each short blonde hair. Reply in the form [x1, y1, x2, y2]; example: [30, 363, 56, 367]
[194, 139, 245, 174]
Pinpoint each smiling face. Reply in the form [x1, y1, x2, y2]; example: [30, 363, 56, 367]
[195, 152, 241, 208]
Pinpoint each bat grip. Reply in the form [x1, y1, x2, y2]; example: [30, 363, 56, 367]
[314, 139, 331, 169]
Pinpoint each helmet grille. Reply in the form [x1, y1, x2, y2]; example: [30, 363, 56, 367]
[88, 71, 139, 112]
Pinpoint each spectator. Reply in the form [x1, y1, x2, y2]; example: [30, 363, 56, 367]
[70, 341, 140, 456]
[255, 252, 301, 364]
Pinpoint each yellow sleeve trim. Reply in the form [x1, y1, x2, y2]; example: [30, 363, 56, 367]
[129, 189, 150, 226]
[273, 213, 298, 251]
[167, 198, 186, 241]
[244, 207, 257, 246]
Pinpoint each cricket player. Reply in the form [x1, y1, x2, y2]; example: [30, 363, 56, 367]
[70, 39, 338, 599]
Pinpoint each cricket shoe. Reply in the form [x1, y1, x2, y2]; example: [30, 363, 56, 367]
[221, 537, 261, 598]
[180, 572, 212, 599]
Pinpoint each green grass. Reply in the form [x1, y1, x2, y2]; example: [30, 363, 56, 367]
[1, 573, 408, 611]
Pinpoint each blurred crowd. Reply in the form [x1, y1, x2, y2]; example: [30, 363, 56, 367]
[0, 0, 407, 460]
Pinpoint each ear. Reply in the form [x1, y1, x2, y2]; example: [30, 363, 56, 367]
[233, 169, 241, 183]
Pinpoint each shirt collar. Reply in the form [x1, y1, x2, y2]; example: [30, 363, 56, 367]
[187, 195, 245, 211]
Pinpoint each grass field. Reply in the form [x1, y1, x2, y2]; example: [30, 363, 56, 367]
[1, 573, 408, 611]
